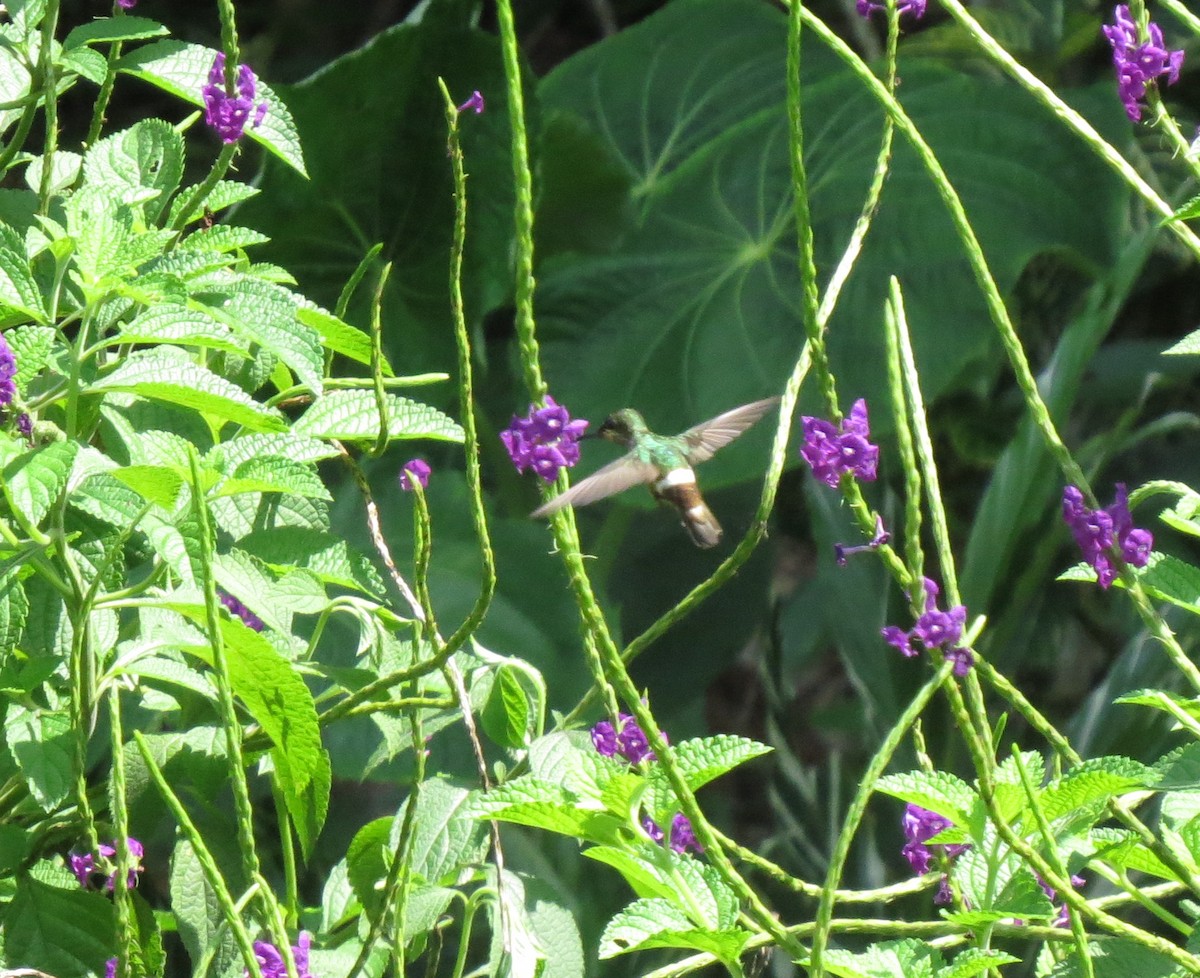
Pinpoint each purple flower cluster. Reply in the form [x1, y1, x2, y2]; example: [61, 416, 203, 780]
[800, 399, 879, 488]
[591, 713, 656, 764]
[399, 458, 431, 492]
[220, 591, 264, 632]
[249, 932, 315, 978]
[1062, 484, 1152, 589]
[1103, 5, 1183, 121]
[642, 813, 703, 855]
[106, 960, 118, 978]
[1042, 874, 1085, 928]
[117, 0, 137, 8]
[856, 0, 926, 19]
[0, 332, 16, 407]
[882, 578, 973, 676]
[501, 396, 588, 483]
[69, 838, 144, 891]
[202, 53, 268, 144]
[902, 804, 968, 903]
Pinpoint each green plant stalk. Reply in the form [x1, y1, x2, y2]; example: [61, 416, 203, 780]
[133, 731, 262, 977]
[438, 77, 497, 655]
[0, 90, 43, 174]
[949, 684, 1200, 974]
[938, 0, 1200, 263]
[1161, 0, 1200, 36]
[170, 142, 238, 232]
[392, 674, 428, 971]
[1091, 863, 1191, 934]
[215, 0, 241, 90]
[808, 661, 953, 976]
[85, 35, 125, 150]
[254, 875, 301, 978]
[369, 263, 392, 457]
[800, 4, 1200, 694]
[786, 0, 836, 417]
[270, 780, 299, 927]
[335, 242, 384, 322]
[447, 891, 484, 978]
[107, 686, 135, 978]
[1011, 748, 1094, 978]
[883, 285, 924, 589]
[976, 656, 1200, 895]
[187, 451, 261, 888]
[36, 0, 60, 213]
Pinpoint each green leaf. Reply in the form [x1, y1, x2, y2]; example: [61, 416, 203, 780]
[1155, 743, 1200, 790]
[65, 186, 135, 287]
[0, 244, 48, 324]
[1041, 756, 1155, 820]
[170, 839, 240, 978]
[201, 278, 324, 394]
[874, 770, 976, 827]
[216, 454, 331, 501]
[175, 612, 328, 856]
[168, 180, 260, 227]
[1089, 828, 1179, 880]
[1163, 327, 1200, 356]
[0, 566, 29, 657]
[211, 431, 340, 468]
[404, 779, 490, 885]
[65, 15, 169, 48]
[583, 846, 678, 903]
[108, 306, 242, 356]
[3, 876, 115, 978]
[116, 40, 307, 176]
[83, 119, 184, 222]
[941, 948, 1020, 978]
[4, 441, 79, 528]
[297, 306, 393, 373]
[235, 526, 383, 595]
[110, 465, 185, 509]
[598, 898, 751, 962]
[1129, 553, 1200, 614]
[4, 704, 72, 811]
[90, 349, 287, 432]
[481, 665, 533, 750]
[822, 940, 941, 978]
[346, 816, 391, 916]
[7, 324, 57, 385]
[184, 224, 271, 253]
[643, 734, 770, 822]
[1044, 937, 1181, 978]
[292, 390, 463, 443]
[516, 874, 585, 978]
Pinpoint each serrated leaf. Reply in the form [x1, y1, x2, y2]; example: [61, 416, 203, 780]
[874, 770, 976, 827]
[293, 390, 463, 443]
[1163, 327, 1200, 356]
[528, 731, 622, 804]
[5, 704, 73, 811]
[66, 16, 169, 48]
[346, 816, 390, 915]
[201, 278, 323, 394]
[4, 875, 116, 978]
[1089, 828, 1179, 880]
[90, 349, 287, 432]
[66, 186, 135, 287]
[942, 947, 1020, 978]
[0, 566, 28, 656]
[108, 306, 242, 356]
[216, 455, 330, 501]
[598, 898, 750, 962]
[170, 839, 240, 978]
[110, 465, 185, 509]
[168, 180, 260, 227]
[1041, 756, 1154, 820]
[644, 734, 770, 822]
[62, 46, 107, 86]
[482, 665, 532, 750]
[210, 432, 339, 469]
[1132, 553, 1200, 613]
[297, 306, 393, 373]
[1045, 936, 1180, 978]
[6, 324, 57, 385]
[116, 40, 307, 176]
[584, 846, 679, 903]
[4, 441, 79, 527]
[83, 119, 184, 222]
[1155, 743, 1200, 790]
[235, 526, 383, 594]
[0, 244, 47, 323]
[823, 939, 941, 978]
[404, 779, 490, 885]
[184, 224, 271, 253]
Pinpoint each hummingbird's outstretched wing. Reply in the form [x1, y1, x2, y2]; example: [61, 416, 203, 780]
[681, 396, 781, 464]
[531, 454, 659, 518]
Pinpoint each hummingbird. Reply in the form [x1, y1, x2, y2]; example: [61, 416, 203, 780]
[531, 397, 781, 548]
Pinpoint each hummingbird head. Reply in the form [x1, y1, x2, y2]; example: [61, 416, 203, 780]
[597, 408, 648, 447]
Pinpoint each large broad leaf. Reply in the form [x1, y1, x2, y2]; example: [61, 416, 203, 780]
[3, 876, 115, 977]
[534, 0, 1127, 493]
[237, 5, 521, 375]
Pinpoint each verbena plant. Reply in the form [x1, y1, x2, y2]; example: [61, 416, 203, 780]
[3, 1, 1200, 978]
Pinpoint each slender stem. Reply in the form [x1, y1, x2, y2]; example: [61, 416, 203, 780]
[36, 0, 60, 214]
[85, 36, 125, 149]
[107, 687, 135, 978]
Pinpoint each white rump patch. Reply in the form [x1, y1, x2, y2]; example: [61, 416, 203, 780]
[656, 468, 696, 490]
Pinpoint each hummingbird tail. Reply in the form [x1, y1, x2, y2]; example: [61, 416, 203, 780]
[653, 471, 723, 548]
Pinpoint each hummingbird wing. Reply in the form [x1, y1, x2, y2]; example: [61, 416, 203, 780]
[530, 454, 659, 518]
[680, 396, 781, 464]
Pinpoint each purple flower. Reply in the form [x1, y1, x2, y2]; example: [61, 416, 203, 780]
[901, 804, 968, 889]
[399, 458, 431, 492]
[457, 90, 485, 115]
[117, 0, 137, 8]
[800, 399, 879, 488]
[1062, 484, 1152, 589]
[105, 960, 118, 978]
[934, 876, 953, 905]
[69, 838, 144, 891]
[15, 412, 31, 439]
[202, 53, 269, 144]
[669, 813, 703, 855]
[1039, 874, 1084, 927]
[835, 515, 890, 566]
[1103, 5, 1183, 121]
[641, 815, 664, 844]
[856, 0, 926, 19]
[589, 713, 657, 764]
[220, 591, 265, 632]
[250, 932, 315, 978]
[0, 332, 16, 407]
[882, 578, 971, 674]
[501, 396, 589, 484]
